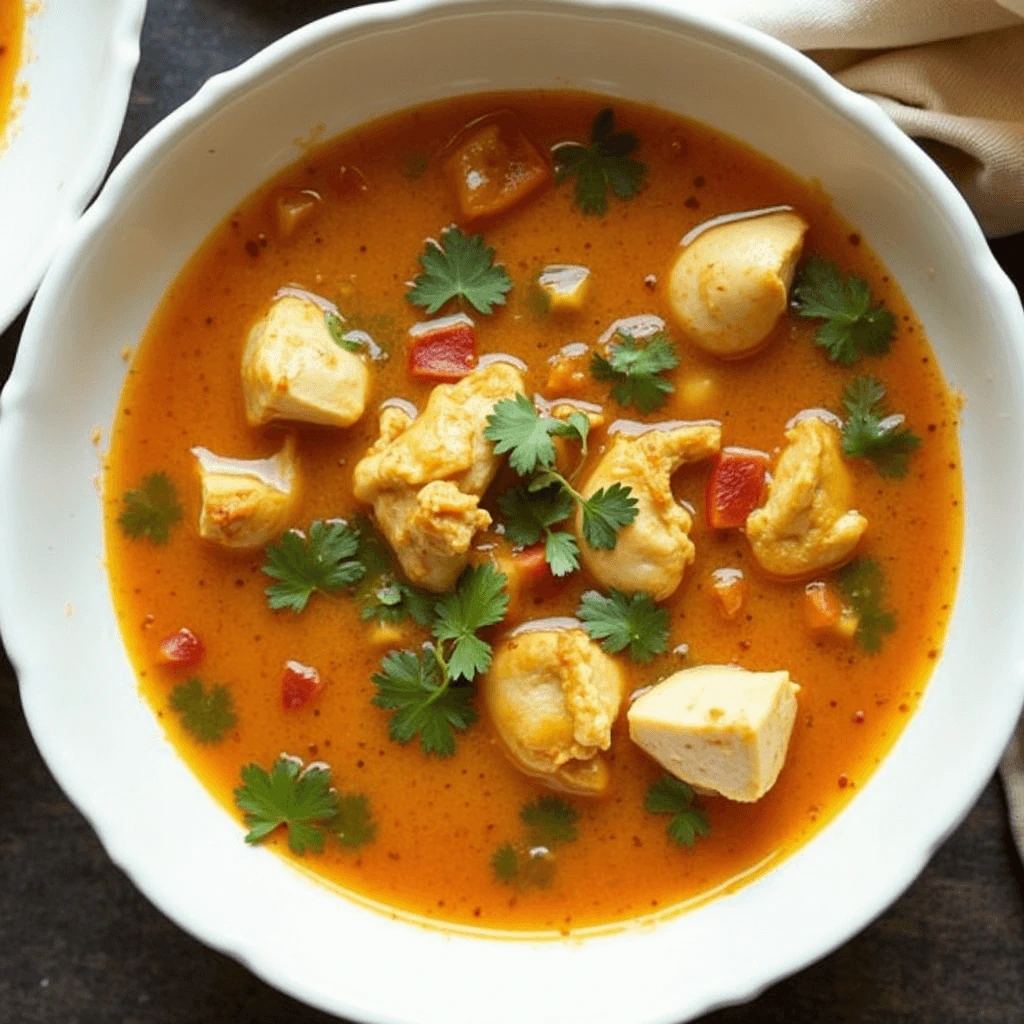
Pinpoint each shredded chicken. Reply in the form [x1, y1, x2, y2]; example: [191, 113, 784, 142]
[484, 624, 626, 796]
[353, 361, 524, 591]
[577, 421, 722, 600]
[746, 416, 868, 577]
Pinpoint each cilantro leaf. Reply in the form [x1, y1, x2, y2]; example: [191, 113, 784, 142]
[521, 796, 579, 847]
[329, 793, 376, 849]
[433, 564, 509, 682]
[234, 756, 338, 855]
[577, 589, 669, 663]
[580, 483, 639, 550]
[792, 256, 896, 366]
[551, 410, 591, 458]
[491, 842, 519, 883]
[371, 649, 478, 757]
[544, 530, 581, 577]
[552, 108, 647, 216]
[118, 472, 183, 544]
[591, 331, 679, 413]
[841, 376, 922, 479]
[498, 483, 574, 546]
[836, 557, 897, 654]
[645, 775, 711, 847]
[485, 394, 561, 475]
[262, 520, 366, 613]
[407, 226, 512, 315]
[170, 678, 237, 744]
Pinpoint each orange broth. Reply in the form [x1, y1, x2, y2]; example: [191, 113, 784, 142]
[0, 0, 23, 140]
[104, 92, 963, 934]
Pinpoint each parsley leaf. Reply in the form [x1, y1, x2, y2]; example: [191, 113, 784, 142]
[580, 484, 639, 550]
[433, 564, 509, 681]
[118, 472, 183, 544]
[792, 256, 896, 366]
[645, 775, 711, 847]
[836, 557, 896, 654]
[407, 226, 512, 315]
[262, 520, 366, 613]
[552, 108, 647, 216]
[841, 376, 922, 479]
[577, 589, 669, 663]
[485, 394, 561, 476]
[170, 678, 237, 743]
[371, 649, 478, 757]
[234, 756, 339, 855]
[521, 796, 579, 846]
[329, 793, 376, 849]
[591, 331, 679, 413]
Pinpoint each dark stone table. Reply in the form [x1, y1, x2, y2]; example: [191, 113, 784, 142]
[2, 2, 1023, 1021]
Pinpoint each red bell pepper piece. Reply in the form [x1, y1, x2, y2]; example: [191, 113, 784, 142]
[158, 627, 205, 668]
[706, 447, 769, 529]
[513, 543, 552, 587]
[281, 660, 324, 711]
[408, 315, 477, 381]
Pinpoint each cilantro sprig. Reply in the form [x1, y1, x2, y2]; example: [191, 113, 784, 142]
[486, 396, 637, 570]
[645, 776, 711, 847]
[552, 108, 647, 216]
[577, 590, 669, 664]
[234, 755, 376, 855]
[840, 376, 921, 479]
[262, 519, 366, 613]
[836, 557, 896, 654]
[792, 256, 896, 366]
[170, 678, 237, 744]
[118, 472, 183, 544]
[492, 796, 580, 888]
[407, 226, 512, 315]
[591, 331, 679, 413]
[371, 564, 508, 757]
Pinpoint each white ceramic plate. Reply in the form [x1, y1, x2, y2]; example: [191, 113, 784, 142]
[3, 2, 1024, 1022]
[0, 0, 145, 333]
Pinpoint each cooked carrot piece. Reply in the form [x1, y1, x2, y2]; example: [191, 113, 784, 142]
[706, 447, 769, 529]
[804, 581, 860, 640]
[544, 346, 590, 396]
[709, 567, 746, 620]
[408, 315, 477, 381]
[444, 114, 551, 221]
[158, 627, 205, 668]
[281, 660, 324, 711]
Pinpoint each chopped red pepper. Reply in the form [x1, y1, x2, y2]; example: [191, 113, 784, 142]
[513, 544, 552, 587]
[158, 627, 205, 668]
[408, 315, 477, 381]
[706, 447, 769, 530]
[281, 660, 324, 711]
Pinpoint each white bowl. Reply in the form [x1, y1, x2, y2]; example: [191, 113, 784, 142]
[3, 2, 1024, 1021]
[0, 0, 145, 333]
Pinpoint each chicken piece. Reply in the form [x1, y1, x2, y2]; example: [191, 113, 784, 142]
[192, 437, 298, 550]
[746, 416, 867, 577]
[241, 294, 369, 428]
[667, 209, 808, 358]
[628, 664, 799, 802]
[485, 623, 626, 796]
[353, 361, 524, 591]
[577, 421, 722, 600]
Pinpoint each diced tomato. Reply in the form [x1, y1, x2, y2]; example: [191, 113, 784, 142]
[408, 315, 477, 381]
[709, 567, 747, 621]
[282, 660, 324, 711]
[443, 113, 551, 221]
[158, 627, 205, 668]
[706, 447, 769, 529]
[513, 544, 552, 588]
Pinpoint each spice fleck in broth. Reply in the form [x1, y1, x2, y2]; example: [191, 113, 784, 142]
[104, 92, 962, 933]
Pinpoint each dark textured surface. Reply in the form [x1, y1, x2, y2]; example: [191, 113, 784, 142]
[2, 2, 1024, 1022]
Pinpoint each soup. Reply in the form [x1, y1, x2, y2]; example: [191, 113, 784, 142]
[0, 0, 23, 143]
[104, 92, 962, 934]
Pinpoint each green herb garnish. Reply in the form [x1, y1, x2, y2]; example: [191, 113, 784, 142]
[407, 226, 512, 315]
[591, 331, 679, 413]
[552, 108, 647, 216]
[329, 793, 377, 849]
[492, 797, 579, 887]
[521, 796, 579, 846]
[792, 256, 896, 366]
[117, 472, 183, 544]
[577, 590, 669, 664]
[498, 483, 580, 577]
[324, 311, 365, 353]
[841, 376, 921, 479]
[836, 557, 896, 653]
[169, 678, 237, 743]
[645, 776, 711, 847]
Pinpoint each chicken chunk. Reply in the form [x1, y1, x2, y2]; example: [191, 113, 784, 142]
[746, 416, 867, 577]
[484, 623, 626, 796]
[241, 294, 369, 428]
[353, 361, 524, 591]
[192, 437, 298, 549]
[667, 209, 808, 358]
[577, 421, 722, 600]
[628, 664, 799, 802]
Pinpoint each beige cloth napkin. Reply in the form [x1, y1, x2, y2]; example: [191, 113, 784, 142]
[677, 0, 1024, 237]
